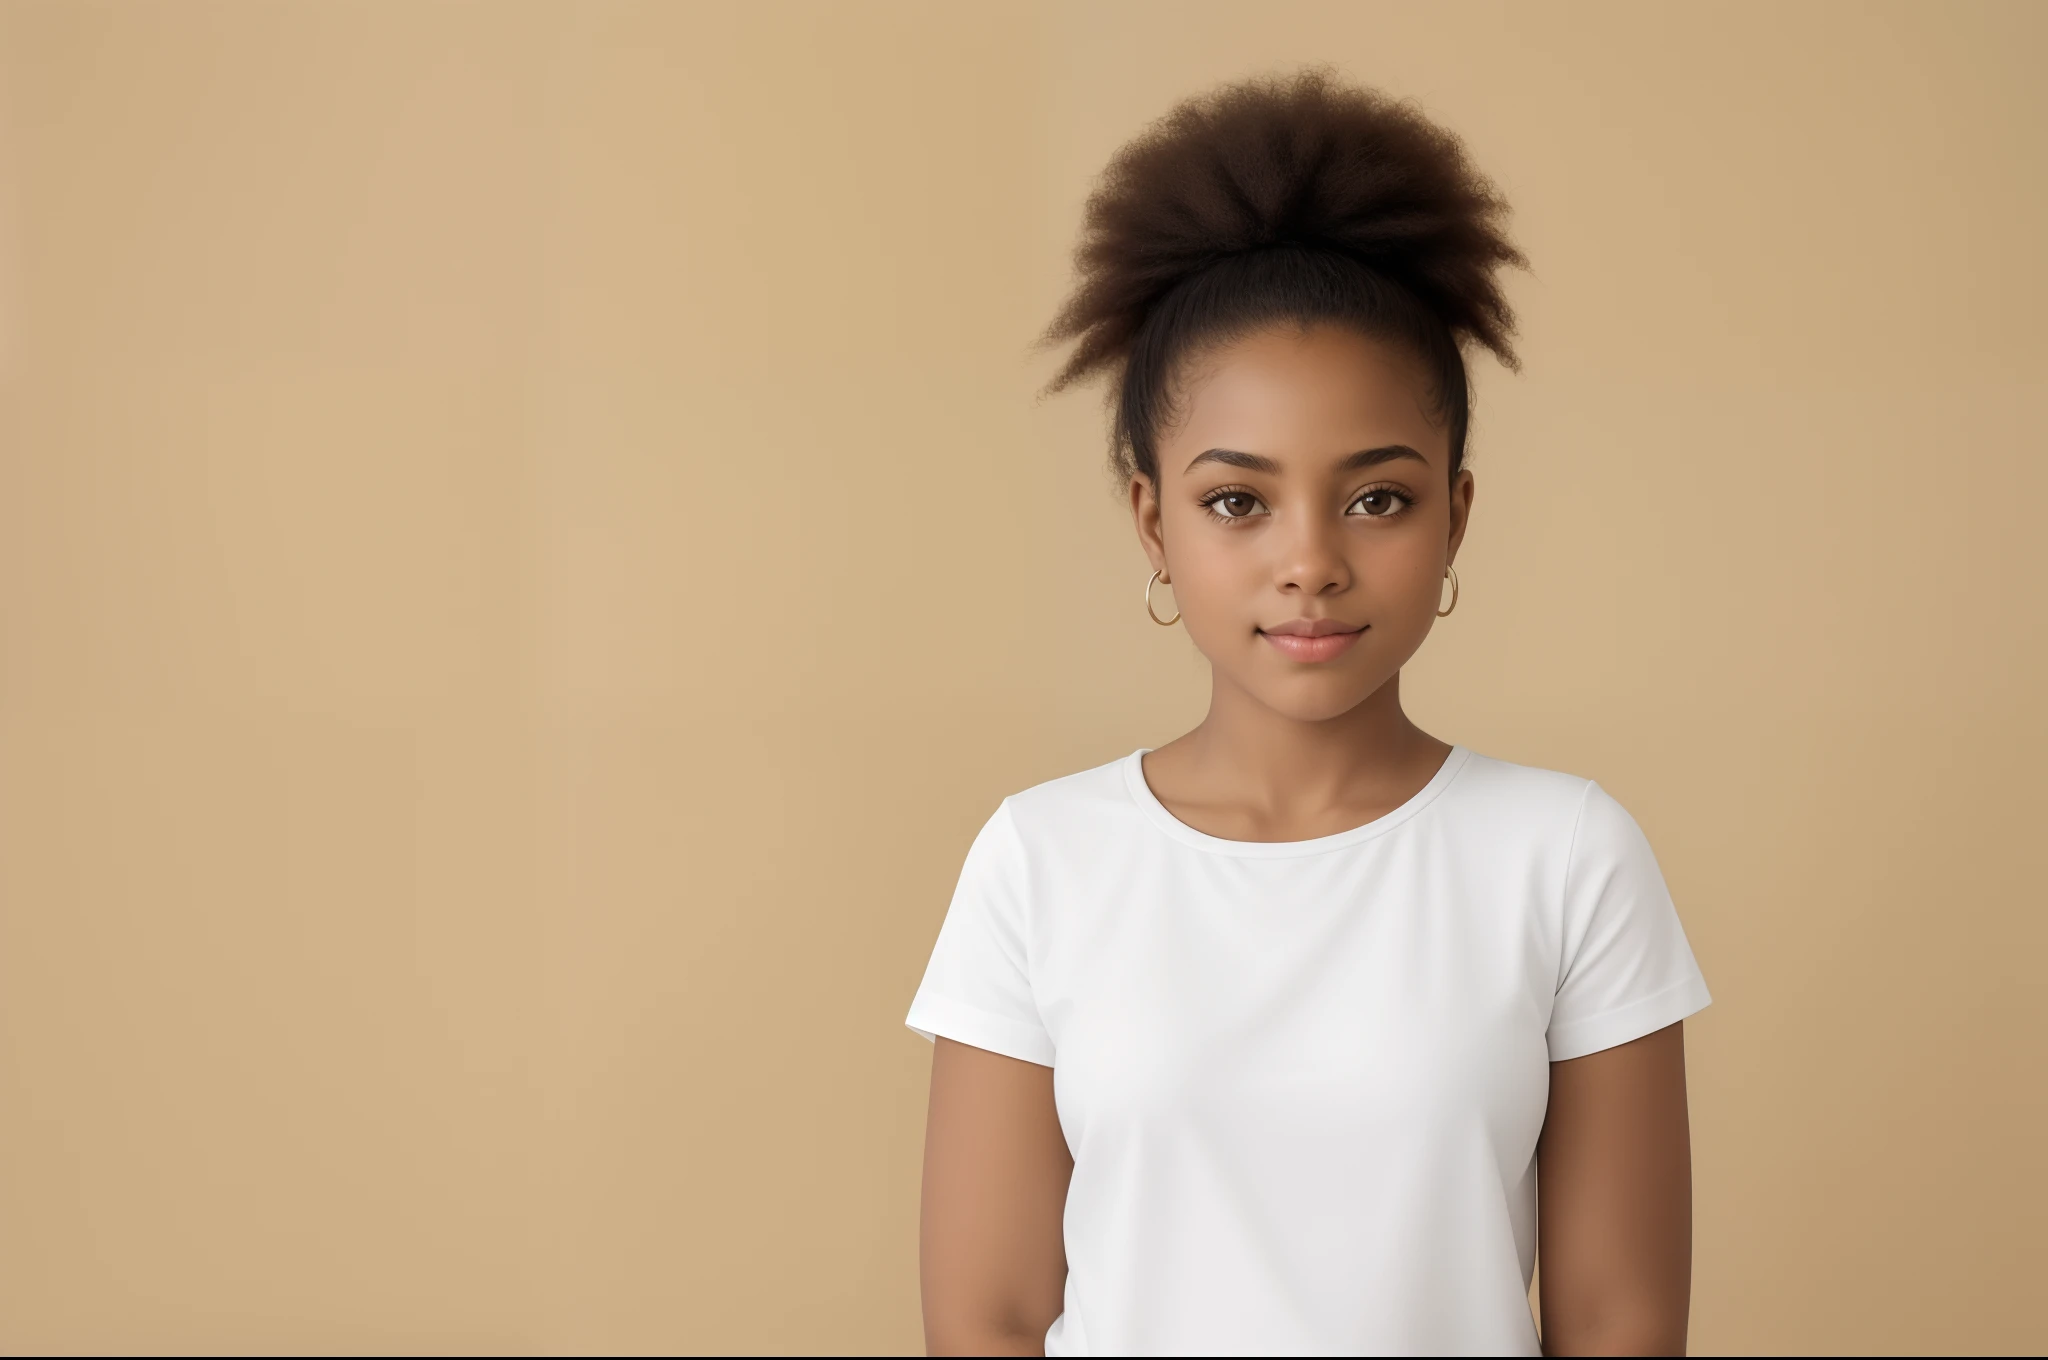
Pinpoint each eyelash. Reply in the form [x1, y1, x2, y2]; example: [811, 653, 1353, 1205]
[1196, 483, 1416, 525]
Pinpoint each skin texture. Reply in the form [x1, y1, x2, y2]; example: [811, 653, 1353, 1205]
[920, 1040, 1071, 1356]
[1539, 1022, 1694, 1355]
[920, 322, 1693, 1356]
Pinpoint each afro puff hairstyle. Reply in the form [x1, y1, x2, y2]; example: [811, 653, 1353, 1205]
[1038, 67, 1526, 487]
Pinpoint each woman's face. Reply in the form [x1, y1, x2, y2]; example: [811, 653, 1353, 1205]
[1131, 322, 1473, 725]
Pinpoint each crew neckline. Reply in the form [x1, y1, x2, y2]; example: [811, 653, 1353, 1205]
[1121, 743, 1473, 858]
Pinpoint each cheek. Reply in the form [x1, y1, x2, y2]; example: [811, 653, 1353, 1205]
[1174, 542, 1260, 589]
[1167, 557, 1255, 640]
[1367, 540, 1443, 603]
[1161, 511, 1256, 592]
[1160, 537, 1264, 648]
[1355, 516, 1450, 600]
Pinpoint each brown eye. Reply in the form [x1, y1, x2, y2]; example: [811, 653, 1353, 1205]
[1350, 489, 1407, 517]
[1205, 491, 1267, 519]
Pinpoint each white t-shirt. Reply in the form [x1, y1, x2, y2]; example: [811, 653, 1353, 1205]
[906, 744, 1711, 1357]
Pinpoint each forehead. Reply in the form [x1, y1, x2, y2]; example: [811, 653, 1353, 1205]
[1164, 324, 1443, 470]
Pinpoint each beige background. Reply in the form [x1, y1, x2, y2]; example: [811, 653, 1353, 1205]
[1, 0, 2043, 1353]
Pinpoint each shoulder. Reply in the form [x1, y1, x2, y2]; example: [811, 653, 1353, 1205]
[1436, 748, 1662, 868]
[946, 754, 1146, 909]
[1438, 747, 1600, 840]
[1445, 750, 1670, 908]
[994, 750, 1144, 845]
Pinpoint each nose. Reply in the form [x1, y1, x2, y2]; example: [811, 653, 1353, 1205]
[1272, 512, 1352, 597]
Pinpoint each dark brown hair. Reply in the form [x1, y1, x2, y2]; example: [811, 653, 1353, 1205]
[1037, 67, 1526, 486]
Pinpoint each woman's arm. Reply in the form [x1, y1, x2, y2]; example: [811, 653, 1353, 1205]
[919, 1037, 1072, 1356]
[1536, 1020, 1694, 1356]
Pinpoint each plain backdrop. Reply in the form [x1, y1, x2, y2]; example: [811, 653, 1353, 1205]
[1, 1, 2043, 1353]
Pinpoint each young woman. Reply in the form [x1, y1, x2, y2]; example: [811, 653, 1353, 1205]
[905, 68, 1709, 1358]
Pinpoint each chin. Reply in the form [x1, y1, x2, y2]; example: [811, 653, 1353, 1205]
[1250, 676, 1384, 725]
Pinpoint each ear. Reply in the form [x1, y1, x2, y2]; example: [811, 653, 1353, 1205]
[1130, 473, 1168, 577]
[1445, 467, 1476, 565]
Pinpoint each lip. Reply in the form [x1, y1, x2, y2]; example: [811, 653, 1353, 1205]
[1258, 619, 1366, 663]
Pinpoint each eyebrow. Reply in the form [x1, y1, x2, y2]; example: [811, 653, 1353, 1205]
[1182, 444, 1429, 476]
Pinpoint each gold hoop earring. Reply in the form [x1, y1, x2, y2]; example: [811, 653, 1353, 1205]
[1145, 568, 1180, 626]
[1437, 564, 1460, 618]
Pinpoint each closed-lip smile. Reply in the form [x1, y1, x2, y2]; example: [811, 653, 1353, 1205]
[1258, 617, 1366, 663]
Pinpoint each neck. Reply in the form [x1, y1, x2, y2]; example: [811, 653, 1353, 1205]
[1181, 668, 1446, 811]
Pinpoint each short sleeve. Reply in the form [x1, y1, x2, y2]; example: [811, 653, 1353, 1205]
[905, 799, 1055, 1067]
[1547, 781, 1712, 1062]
